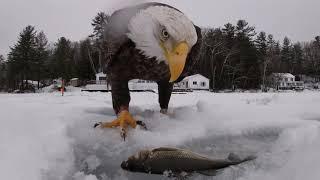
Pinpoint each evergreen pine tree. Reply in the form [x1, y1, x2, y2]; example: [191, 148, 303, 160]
[280, 37, 293, 73]
[292, 43, 303, 75]
[273, 41, 282, 73]
[234, 20, 259, 89]
[91, 12, 110, 41]
[222, 23, 236, 49]
[34, 31, 49, 88]
[52, 37, 74, 80]
[91, 12, 110, 72]
[256, 32, 268, 89]
[314, 36, 320, 47]
[312, 36, 320, 75]
[0, 55, 5, 89]
[7, 25, 38, 90]
[77, 39, 95, 80]
[266, 35, 280, 73]
[256, 32, 267, 56]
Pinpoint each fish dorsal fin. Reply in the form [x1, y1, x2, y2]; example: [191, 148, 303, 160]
[197, 169, 221, 176]
[227, 153, 241, 162]
[152, 147, 181, 153]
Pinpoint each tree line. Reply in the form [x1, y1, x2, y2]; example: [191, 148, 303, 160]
[0, 13, 319, 91]
[200, 20, 320, 90]
[0, 12, 109, 91]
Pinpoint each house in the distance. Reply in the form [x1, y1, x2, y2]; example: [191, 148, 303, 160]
[175, 74, 209, 90]
[96, 72, 107, 84]
[82, 72, 109, 92]
[70, 78, 80, 87]
[268, 73, 304, 90]
[84, 73, 210, 92]
[83, 73, 157, 92]
[128, 79, 158, 92]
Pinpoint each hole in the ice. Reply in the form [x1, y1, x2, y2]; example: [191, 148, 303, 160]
[72, 143, 126, 179]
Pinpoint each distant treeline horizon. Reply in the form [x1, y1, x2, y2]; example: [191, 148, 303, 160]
[0, 12, 319, 91]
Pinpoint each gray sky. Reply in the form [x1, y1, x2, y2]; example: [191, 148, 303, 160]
[0, 0, 319, 57]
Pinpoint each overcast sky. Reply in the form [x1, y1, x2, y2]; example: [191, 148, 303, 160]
[0, 0, 319, 56]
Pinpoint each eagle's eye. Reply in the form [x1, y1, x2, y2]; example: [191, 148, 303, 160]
[161, 28, 169, 40]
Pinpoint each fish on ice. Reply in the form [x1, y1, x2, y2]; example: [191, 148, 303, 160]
[121, 147, 256, 177]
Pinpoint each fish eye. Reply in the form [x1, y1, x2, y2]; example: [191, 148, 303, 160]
[161, 28, 169, 40]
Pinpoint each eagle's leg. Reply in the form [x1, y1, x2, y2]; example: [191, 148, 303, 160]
[96, 80, 137, 140]
[157, 81, 174, 114]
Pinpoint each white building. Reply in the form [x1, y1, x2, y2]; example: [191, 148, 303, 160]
[268, 73, 304, 90]
[95, 72, 107, 84]
[70, 78, 80, 87]
[128, 79, 158, 92]
[84, 73, 157, 92]
[85, 73, 210, 92]
[176, 74, 210, 90]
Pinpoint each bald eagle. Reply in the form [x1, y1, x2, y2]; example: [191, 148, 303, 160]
[95, 3, 205, 139]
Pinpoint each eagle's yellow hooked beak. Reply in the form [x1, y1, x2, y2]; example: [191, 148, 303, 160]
[161, 42, 189, 82]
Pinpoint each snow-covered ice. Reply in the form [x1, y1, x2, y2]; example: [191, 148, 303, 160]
[1, 91, 320, 180]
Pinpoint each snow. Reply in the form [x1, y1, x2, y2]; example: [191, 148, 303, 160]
[39, 85, 82, 93]
[272, 73, 295, 78]
[1, 91, 320, 180]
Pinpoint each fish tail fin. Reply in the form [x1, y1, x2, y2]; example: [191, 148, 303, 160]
[228, 153, 257, 163]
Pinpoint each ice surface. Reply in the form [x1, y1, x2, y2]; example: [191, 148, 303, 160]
[1, 91, 320, 180]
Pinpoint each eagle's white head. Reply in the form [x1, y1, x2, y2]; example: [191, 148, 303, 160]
[127, 5, 197, 82]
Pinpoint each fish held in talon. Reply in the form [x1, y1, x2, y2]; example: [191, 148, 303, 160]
[121, 147, 256, 177]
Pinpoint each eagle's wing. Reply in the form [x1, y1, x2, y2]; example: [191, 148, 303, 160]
[103, 7, 137, 72]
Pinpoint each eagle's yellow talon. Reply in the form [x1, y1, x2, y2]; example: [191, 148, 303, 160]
[96, 111, 149, 140]
[98, 111, 137, 139]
